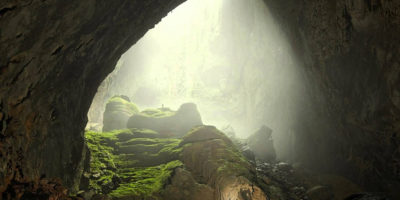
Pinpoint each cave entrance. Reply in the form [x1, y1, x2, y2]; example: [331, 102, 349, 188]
[84, 0, 304, 197]
[88, 0, 303, 144]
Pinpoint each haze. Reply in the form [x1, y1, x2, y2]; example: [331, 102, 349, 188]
[88, 0, 305, 159]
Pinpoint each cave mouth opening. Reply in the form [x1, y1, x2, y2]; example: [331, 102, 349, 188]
[87, 0, 304, 155]
[82, 0, 306, 198]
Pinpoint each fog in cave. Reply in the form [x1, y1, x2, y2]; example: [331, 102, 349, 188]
[88, 0, 305, 159]
[4, 0, 400, 198]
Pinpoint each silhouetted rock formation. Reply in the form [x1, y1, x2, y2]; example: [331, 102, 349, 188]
[127, 103, 203, 137]
[102, 95, 138, 132]
[247, 125, 276, 162]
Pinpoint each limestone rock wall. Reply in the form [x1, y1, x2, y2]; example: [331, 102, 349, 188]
[0, 0, 185, 193]
[263, 0, 400, 196]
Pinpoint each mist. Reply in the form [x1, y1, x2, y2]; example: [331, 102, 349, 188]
[88, 0, 305, 160]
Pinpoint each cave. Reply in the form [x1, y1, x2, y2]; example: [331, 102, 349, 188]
[1, 0, 399, 200]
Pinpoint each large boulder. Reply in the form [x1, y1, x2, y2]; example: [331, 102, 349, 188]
[102, 95, 139, 132]
[247, 125, 276, 161]
[180, 126, 268, 200]
[127, 103, 203, 137]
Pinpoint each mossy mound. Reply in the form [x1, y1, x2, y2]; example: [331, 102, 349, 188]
[109, 160, 183, 199]
[179, 126, 267, 199]
[127, 103, 203, 137]
[103, 95, 139, 132]
[116, 128, 162, 141]
[181, 126, 252, 182]
[85, 129, 183, 199]
[180, 125, 233, 145]
[85, 125, 267, 199]
[140, 107, 175, 118]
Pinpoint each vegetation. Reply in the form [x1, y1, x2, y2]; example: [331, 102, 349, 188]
[140, 107, 175, 118]
[85, 129, 183, 199]
[107, 96, 139, 114]
[109, 160, 183, 198]
[85, 124, 256, 199]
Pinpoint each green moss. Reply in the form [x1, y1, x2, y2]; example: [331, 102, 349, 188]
[119, 138, 180, 146]
[85, 130, 123, 192]
[85, 130, 183, 198]
[109, 160, 183, 199]
[114, 128, 162, 141]
[140, 108, 175, 118]
[107, 96, 139, 114]
[117, 138, 181, 154]
[115, 140, 182, 168]
[216, 140, 253, 179]
[130, 128, 161, 138]
[194, 140, 250, 179]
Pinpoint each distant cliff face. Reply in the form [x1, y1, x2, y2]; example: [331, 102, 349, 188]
[0, 0, 399, 198]
[263, 0, 400, 196]
[0, 0, 185, 194]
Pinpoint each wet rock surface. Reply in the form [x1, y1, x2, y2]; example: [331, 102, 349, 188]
[2, 178, 82, 200]
[263, 0, 400, 197]
[344, 194, 389, 200]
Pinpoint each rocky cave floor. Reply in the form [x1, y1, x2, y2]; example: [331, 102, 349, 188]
[3, 96, 390, 200]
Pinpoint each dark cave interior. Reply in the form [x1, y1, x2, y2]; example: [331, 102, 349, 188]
[0, 0, 399, 200]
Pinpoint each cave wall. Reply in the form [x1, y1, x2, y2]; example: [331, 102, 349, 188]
[263, 0, 400, 196]
[0, 0, 185, 193]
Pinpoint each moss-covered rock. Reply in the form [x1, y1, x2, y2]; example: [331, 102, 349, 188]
[127, 103, 203, 137]
[140, 107, 175, 118]
[109, 160, 183, 199]
[85, 129, 183, 199]
[180, 125, 232, 145]
[103, 95, 139, 132]
[180, 126, 267, 199]
[85, 125, 268, 199]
